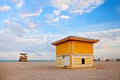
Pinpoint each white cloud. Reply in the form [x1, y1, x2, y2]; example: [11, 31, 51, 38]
[46, 0, 104, 23]
[60, 15, 70, 19]
[46, 11, 70, 23]
[0, 28, 120, 59]
[51, 0, 104, 14]
[74, 29, 120, 39]
[0, 52, 19, 60]
[45, 14, 59, 23]
[51, 0, 70, 10]
[53, 10, 60, 16]
[4, 18, 26, 37]
[28, 52, 55, 60]
[0, 27, 60, 60]
[53, 17, 60, 22]
[19, 9, 42, 29]
[4, 19, 11, 24]
[53, 15, 70, 22]
[60, 3, 69, 10]
[16, 0, 24, 9]
[20, 9, 42, 18]
[11, 0, 25, 9]
[24, 19, 38, 29]
[0, 5, 11, 12]
[0, 28, 59, 53]
[28, 22, 37, 29]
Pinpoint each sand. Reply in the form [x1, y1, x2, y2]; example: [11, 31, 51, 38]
[0, 61, 120, 80]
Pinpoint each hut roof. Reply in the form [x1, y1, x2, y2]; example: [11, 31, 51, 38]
[20, 53, 27, 55]
[52, 36, 99, 45]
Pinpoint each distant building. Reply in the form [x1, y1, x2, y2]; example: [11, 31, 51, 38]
[52, 36, 99, 68]
[19, 53, 27, 62]
[116, 59, 120, 61]
[99, 57, 106, 61]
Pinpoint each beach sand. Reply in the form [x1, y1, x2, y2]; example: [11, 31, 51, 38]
[0, 61, 120, 80]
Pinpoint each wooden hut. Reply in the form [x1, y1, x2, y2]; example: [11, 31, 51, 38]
[19, 53, 27, 62]
[52, 36, 99, 68]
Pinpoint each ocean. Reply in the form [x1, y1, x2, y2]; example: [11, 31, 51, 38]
[0, 60, 55, 62]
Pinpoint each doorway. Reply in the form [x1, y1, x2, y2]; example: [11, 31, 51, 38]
[82, 58, 85, 64]
[63, 56, 70, 66]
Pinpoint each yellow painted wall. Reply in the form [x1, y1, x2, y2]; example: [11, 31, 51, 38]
[85, 58, 91, 64]
[69, 41, 73, 68]
[74, 58, 92, 67]
[56, 41, 69, 55]
[74, 58, 82, 66]
[57, 58, 62, 65]
[74, 41, 93, 54]
[56, 40, 93, 55]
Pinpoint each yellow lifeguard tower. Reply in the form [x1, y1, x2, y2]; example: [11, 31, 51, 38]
[52, 36, 99, 68]
[19, 53, 27, 62]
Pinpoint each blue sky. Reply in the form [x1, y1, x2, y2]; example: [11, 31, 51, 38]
[0, 0, 120, 60]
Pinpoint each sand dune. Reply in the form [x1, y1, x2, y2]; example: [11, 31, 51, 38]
[0, 61, 120, 80]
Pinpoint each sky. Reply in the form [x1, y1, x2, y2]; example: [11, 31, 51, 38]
[0, 0, 120, 60]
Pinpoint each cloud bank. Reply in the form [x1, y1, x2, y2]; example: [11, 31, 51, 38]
[0, 5, 11, 12]
[11, 0, 25, 9]
[51, 0, 104, 14]
[0, 28, 120, 59]
[20, 9, 42, 18]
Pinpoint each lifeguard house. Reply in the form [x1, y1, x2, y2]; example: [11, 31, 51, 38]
[19, 53, 27, 62]
[52, 36, 99, 68]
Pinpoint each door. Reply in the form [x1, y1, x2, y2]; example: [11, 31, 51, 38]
[63, 56, 70, 66]
[82, 58, 85, 64]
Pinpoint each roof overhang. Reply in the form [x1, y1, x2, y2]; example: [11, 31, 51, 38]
[52, 36, 99, 45]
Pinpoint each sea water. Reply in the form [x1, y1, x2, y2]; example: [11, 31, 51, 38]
[0, 60, 55, 62]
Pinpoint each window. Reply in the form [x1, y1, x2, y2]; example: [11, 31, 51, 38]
[82, 58, 85, 64]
